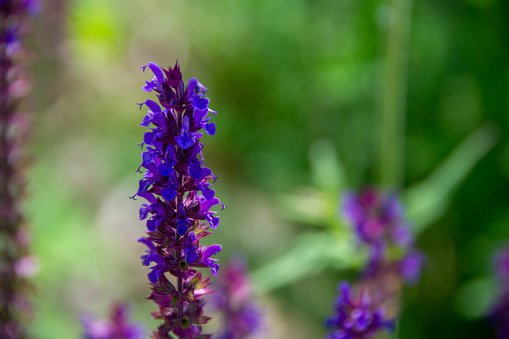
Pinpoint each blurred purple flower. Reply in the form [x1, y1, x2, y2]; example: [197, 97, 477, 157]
[490, 247, 509, 338]
[342, 188, 424, 285]
[210, 258, 263, 339]
[343, 188, 411, 248]
[329, 188, 425, 338]
[326, 282, 394, 339]
[82, 303, 145, 339]
[134, 61, 222, 338]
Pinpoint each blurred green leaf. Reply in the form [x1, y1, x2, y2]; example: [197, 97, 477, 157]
[309, 139, 347, 194]
[277, 189, 330, 226]
[277, 140, 347, 228]
[454, 277, 497, 319]
[251, 231, 363, 295]
[404, 123, 498, 234]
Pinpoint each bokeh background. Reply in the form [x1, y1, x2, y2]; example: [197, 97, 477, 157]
[23, 0, 509, 338]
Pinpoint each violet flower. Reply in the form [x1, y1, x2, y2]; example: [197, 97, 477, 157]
[0, 1, 37, 338]
[343, 188, 411, 250]
[134, 61, 223, 338]
[342, 188, 423, 285]
[490, 247, 509, 338]
[82, 303, 145, 339]
[326, 282, 394, 339]
[210, 258, 263, 339]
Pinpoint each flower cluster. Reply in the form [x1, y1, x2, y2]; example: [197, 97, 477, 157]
[327, 188, 424, 338]
[134, 61, 223, 338]
[342, 188, 423, 284]
[0, 1, 37, 338]
[490, 247, 509, 338]
[210, 258, 263, 339]
[82, 303, 145, 339]
[326, 282, 394, 339]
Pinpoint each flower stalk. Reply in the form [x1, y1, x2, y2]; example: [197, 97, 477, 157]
[134, 61, 222, 339]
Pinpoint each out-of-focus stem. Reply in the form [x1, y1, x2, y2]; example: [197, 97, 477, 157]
[378, 0, 413, 188]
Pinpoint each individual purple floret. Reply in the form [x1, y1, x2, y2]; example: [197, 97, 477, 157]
[82, 303, 145, 339]
[326, 282, 394, 339]
[490, 247, 509, 338]
[210, 258, 263, 339]
[134, 61, 223, 338]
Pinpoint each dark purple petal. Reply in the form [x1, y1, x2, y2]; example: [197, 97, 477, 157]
[144, 131, 156, 145]
[189, 162, 203, 179]
[158, 162, 173, 177]
[203, 245, 222, 259]
[161, 187, 177, 201]
[148, 62, 165, 84]
[142, 151, 154, 165]
[176, 135, 194, 149]
[202, 187, 215, 201]
[138, 180, 151, 193]
[144, 99, 162, 113]
[192, 97, 209, 111]
[204, 122, 216, 135]
[139, 205, 150, 220]
[140, 115, 152, 127]
[177, 219, 188, 235]
[185, 245, 200, 263]
[187, 78, 198, 99]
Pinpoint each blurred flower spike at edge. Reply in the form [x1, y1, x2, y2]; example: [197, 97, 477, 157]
[0, 1, 38, 338]
[82, 303, 145, 339]
[489, 247, 509, 338]
[210, 257, 263, 339]
[133, 61, 223, 339]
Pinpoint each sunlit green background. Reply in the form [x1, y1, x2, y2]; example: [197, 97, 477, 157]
[24, 0, 509, 338]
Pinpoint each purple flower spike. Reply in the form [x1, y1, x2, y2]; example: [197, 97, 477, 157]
[134, 61, 222, 338]
[335, 188, 425, 338]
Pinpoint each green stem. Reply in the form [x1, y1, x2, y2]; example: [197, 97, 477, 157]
[378, 0, 413, 188]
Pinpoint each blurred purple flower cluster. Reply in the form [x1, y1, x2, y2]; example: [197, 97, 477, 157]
[134, 61, 223, 338]
[343, 188, 424, 284]
[327, 188, 424, 338]
[491, 247, 509, 338]
[210, 258, 263, 339]
[82, 303, 144, 339]
[326, 282, 394, 339]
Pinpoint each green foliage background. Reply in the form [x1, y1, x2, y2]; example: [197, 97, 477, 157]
[25, 0, 509, 337]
